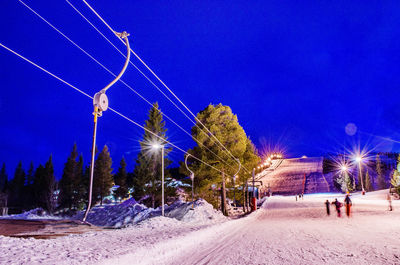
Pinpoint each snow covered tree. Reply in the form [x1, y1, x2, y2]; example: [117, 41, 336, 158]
[365, 170, 373, 191]
[93, 145, 113, 206]
[132, 102, 174, 208]
[113, 157, 129, 201]
[376, 155, 386, 189]
[335, 171, 353, 193]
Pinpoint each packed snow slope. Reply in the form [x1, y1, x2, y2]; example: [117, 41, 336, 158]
[256, 157, 332, 195]
[0, 190, 399, 265]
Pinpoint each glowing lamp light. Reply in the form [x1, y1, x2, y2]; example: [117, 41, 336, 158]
[355, 156, 362, 163]
[151, 143, 162, 149]
[341, 165, 348, 172]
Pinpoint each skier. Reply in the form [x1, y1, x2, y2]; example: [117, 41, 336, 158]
[325, 200, 330, 216]
[344, 194, 352, 217]
[332, 198, 342, 217]
[387, 193, 393, 211]
[295, 195, 298, 201]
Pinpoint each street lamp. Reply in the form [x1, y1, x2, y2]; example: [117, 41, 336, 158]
[185, 154, 195, 209]
[152, 143, 165, 216]
[233, 159, 241, 207]
[355, 155, 365, 194]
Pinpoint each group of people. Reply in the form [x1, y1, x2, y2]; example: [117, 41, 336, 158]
[295, 193, 304, 201]
[325, 194, 352, 217]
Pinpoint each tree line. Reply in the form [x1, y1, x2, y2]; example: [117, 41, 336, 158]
[0, 102, 260, 214]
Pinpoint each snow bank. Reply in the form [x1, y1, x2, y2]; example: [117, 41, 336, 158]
[0, 208, 61, 220]
[73, 198, 226, 228]
[74, 198, 156, 227]
[167, 199, 226, 224]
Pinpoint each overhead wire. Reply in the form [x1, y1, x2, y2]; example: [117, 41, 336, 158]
[18, 0, 235, 171]
[63, 0, 239, 171]
[0, 42, 224, 174]
[80, 0, 250, 173]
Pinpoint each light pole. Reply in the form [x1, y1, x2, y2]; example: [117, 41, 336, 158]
[355, 156, 365, 195]
[185, 154, 195, 209]
[152, 143, 165, 216]
[233, 159, 241, 207]
[83, 31, 130, 222]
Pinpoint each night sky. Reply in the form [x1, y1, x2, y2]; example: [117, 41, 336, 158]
[1, 0, 400, 177]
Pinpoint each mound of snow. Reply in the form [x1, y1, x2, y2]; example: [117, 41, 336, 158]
[74, 198, 155, 227]
[167, 199, 227, 224]
[73, 198, 227, 228]
[0, 208, 61, 220]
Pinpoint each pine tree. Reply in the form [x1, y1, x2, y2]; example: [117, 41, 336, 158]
[34, 156, 56, 213]
[93, 145, 113, 206]
[10, 162, 26, 210]
[59, 144, 79, 210]
[133, 102, 173, 208]
[0, 163, 7, 192]
[113, 157, 129, 201]
[180, 104, 260, 207]
[365, 170, 373, 191]
[376, 155, 386, 190]
[73, 155, 86, 210]
[24, 162, 36, 210]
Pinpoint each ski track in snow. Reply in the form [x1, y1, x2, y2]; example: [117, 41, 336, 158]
[1, 191, 400, 265]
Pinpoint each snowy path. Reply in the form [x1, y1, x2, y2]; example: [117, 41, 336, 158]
[1, 192, 399, 265]
[110, 193, 400, 265]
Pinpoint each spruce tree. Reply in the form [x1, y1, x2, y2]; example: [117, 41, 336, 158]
[10, 162, 26, 210]
[0, 163, 7, 192]
[24, 162, 36, 210]
[113, 157, 129, 201]
[365, 170, 373, 191]
[73, 155, 86, 210]
[133, 102, 173, 208]
[59, 144, 78, 210]
[93, 145, 113, 206]
[376, 155, 386, 189]
[34, 156, 56, 213]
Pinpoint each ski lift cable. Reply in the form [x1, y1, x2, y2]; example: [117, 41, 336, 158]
[81, 0, 248, 173]
[0, 42, 224, 175]
[62, 0, 238, 172]
[18, 0, 236, 172]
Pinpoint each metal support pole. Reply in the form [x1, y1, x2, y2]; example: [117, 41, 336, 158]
[185, 154, 195, 209]
[233, 176, 236, 207]
[161, 146, 165, 216]
[82, 32, 130, 222]
[252, 168, 255, 198]
[83, 106, 99, 222]
[359, 162, 365, 194]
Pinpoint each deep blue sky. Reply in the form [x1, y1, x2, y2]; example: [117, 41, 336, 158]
[1, 1, 400, 177]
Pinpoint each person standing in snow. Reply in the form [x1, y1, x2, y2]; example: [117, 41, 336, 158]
[344, 194, 352, 217]
[325, 200, 330, 216]
[332, 198, 342, 217]
[295, 195, 298, 201]
[387, 193, 393, 211]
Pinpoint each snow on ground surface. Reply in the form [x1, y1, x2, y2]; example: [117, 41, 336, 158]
[0, 208, 62, 220]
[1, 190, 399, 264]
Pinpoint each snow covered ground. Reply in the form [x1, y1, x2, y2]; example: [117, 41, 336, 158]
[0, 190, 399, 264]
